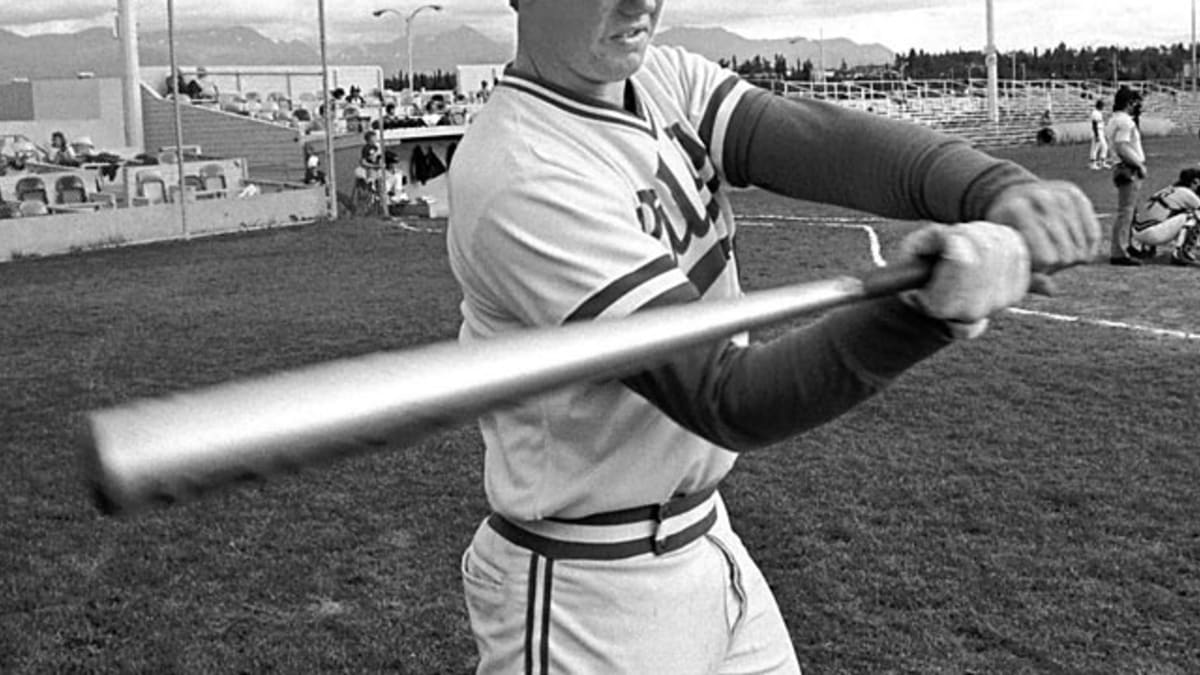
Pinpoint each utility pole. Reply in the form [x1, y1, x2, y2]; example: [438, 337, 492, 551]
[1192, 0, 1197, 91]
[985, 0, 999, 123]
[819, 27, 825, 85]
[319, 0, 338, 220]
[166, 0, 188, 237]
[116, 0, 143, 152]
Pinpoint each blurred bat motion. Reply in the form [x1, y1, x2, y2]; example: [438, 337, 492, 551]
[82, 260, 932, 516]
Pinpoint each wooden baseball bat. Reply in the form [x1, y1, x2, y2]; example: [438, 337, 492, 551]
[82, 260, 931, 515]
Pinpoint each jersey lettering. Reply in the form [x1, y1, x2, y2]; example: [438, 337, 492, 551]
[665, 123, 723, 222]
[634, 122, 729, 264]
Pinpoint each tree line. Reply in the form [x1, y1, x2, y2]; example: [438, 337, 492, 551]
[383, 70, 457, 92]
[720, 42, 1200, 84]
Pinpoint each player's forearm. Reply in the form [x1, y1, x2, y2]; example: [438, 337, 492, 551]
[622, 296, 954, 451]
[721, 91, 1038, 223]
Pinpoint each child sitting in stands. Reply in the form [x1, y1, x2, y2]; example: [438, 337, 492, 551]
[48, 131, 79, 166]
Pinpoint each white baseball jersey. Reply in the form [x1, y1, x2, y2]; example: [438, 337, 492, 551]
[449, 41, 1036, 675]
[1106, 111, 1144, 164]
[1089, 108, 1104, 137]
[447, 46, 759, 521]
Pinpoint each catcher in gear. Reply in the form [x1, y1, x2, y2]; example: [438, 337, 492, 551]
[1131, 167, 1200, 267]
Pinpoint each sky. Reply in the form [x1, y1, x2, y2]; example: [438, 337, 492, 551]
[1, 0, 1198, 54]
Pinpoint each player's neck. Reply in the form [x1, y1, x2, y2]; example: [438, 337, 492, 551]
[511, 51, 626, 107]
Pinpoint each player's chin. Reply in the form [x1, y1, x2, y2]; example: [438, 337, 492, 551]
[591, 51, 649, 81]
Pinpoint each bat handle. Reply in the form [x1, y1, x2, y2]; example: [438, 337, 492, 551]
[857, 258, 934, 299]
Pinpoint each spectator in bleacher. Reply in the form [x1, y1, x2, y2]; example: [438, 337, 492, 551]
[4, 152, 31, 176]
[409, 89, 427, 117]
[69, 137, 123, 180]
[1088, 100, 1110, 171]
[165, 72, 188, 98]
[260, 96, 280, 119]
[291, 107, 313, 133]
[380, 102, 401, 130]
[183, 71, 202, 99]
[1106, 86, 1148, 266]
[245, 95, 264, 118]
[346, 86, 366, 107]
[48, 131, 79, 166]
[71, 136, 98, 161]
[184, 67, 219, 101]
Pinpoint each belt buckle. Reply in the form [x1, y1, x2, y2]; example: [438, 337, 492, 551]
[651, 498, 680, 555]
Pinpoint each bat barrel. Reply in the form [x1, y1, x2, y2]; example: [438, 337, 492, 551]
[83, 260, 930, 515]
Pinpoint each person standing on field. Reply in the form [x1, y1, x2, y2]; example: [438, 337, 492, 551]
[1088, 99, 1109, 170]
[446, 1, 1099, 672]
[1106, 86, 1148, 265]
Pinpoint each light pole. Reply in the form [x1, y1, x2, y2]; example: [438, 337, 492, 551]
[984, 0, 998, 123]
[817, 27, 824, 86]
[319, 0, 337, 219]
[1192, 0, 1197, 92]
[373, 4, 443, 104]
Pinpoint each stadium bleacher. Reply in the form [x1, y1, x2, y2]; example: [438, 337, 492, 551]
[765, 78, 1200, 148]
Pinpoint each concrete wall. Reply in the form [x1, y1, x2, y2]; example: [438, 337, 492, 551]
[0, 82, 35, 120]
[0, 187, 326, 263]
[0, 77, 129, 152]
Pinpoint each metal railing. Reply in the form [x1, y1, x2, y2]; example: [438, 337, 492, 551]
[752, 77, 1194, 120]
[745, 77, 1200, 147]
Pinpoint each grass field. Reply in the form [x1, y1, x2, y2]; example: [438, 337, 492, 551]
[2, 135, 1199, 674]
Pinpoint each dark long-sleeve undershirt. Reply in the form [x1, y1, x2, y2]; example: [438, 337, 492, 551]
[621, 88, 1039, 452]
[725, 89, 1039, 221]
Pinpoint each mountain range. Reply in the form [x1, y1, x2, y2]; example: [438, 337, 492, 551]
[0, 24, 893, 82]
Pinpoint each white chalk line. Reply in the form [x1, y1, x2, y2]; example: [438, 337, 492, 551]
[740, 215, 887, 267]
[1006, 307, 1200, 340]
[741, 213, 1200, 342]
[384, 218, 444, 234]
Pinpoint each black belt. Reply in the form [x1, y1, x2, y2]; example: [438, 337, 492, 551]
[488, 485, 719, 560]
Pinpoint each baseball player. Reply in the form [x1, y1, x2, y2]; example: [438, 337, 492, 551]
[447, 1, 1099, 672]
[1106, 86, 1147, 266]
[1131, 167, 1200, 267]
[1088, 99, 1109, 170]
